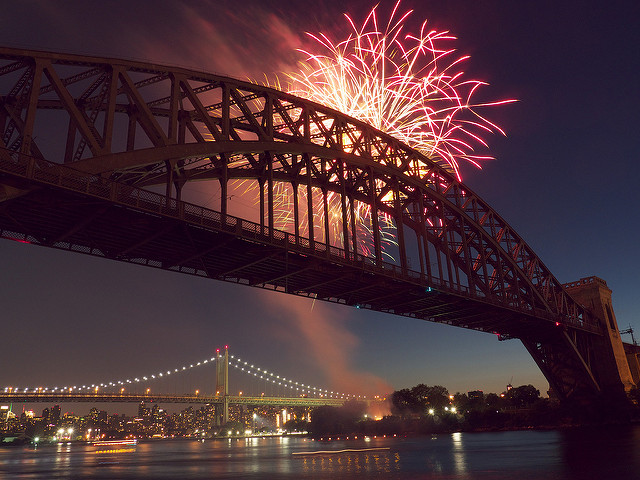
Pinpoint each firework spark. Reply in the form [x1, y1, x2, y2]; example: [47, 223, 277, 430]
[289, 1, 514, 180]
[197, 3, 512, 258]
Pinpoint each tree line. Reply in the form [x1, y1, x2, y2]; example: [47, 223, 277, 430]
[289, 383, 601, 436]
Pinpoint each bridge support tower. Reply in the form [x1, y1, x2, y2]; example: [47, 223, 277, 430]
[564, 277, 636, 395]
[215, 346, 229, 425]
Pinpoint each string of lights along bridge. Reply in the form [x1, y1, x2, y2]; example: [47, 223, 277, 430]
[1, 347, 365, 400]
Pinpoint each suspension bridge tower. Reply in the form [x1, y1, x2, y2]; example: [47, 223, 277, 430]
[215, 346, 229, 425]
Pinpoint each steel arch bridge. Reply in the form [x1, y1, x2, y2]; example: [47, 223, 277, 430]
[0, 47, 629, 405]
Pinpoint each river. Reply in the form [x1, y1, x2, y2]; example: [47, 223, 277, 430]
[2, 426, 639, 479]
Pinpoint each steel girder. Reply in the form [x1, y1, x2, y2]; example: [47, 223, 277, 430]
[0, 48, 610, 403]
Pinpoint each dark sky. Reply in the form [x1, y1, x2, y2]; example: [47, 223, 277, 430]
[1, 0, 639, 408]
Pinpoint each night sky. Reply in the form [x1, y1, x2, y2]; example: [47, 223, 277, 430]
[1, 1, 639, 408]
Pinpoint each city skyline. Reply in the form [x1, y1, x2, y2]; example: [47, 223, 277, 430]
[1, 1, 639, 399]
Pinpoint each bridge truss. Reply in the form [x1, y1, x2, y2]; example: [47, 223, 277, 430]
[0, 47, 625, 404]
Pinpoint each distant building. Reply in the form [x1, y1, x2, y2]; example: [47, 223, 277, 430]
[51, 404, 61, 425]
[138, 401, 149, 419]
[468, 390, 484, 401]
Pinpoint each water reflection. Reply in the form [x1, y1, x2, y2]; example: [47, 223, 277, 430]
[300, 449, 399, 475]
[2, 427, 640, 479]
[451, 431, 467, 474]
[561, 425, 640, 479]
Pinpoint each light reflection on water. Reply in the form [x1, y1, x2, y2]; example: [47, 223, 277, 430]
[451, 430, 467, 474]
[2, 426, 640, 479]
[300, 449, 400, 476]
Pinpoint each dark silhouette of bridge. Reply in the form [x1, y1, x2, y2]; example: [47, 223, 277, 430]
[0, 47, 637, 406]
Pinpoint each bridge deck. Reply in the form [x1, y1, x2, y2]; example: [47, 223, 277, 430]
[0, 153, 592, 342]
[0, 393, 347, 407]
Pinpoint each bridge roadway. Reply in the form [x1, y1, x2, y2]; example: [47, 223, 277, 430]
[0, 393, 347, 407]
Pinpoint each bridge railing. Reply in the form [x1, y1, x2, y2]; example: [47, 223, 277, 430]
[0, 149, 600, 334]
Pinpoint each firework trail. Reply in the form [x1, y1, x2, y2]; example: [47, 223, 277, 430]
[289, 1, 514, 180]
[206, 2, 512, 256]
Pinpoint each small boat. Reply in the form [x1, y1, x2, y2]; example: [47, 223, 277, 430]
[92, 439, 137, 446]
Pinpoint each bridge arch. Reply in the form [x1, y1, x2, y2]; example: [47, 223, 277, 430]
[0, 47, 628, 404]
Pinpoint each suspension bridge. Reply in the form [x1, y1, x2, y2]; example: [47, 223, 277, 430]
[0, 347, 355, 424]
[0, 47, 638, 406]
